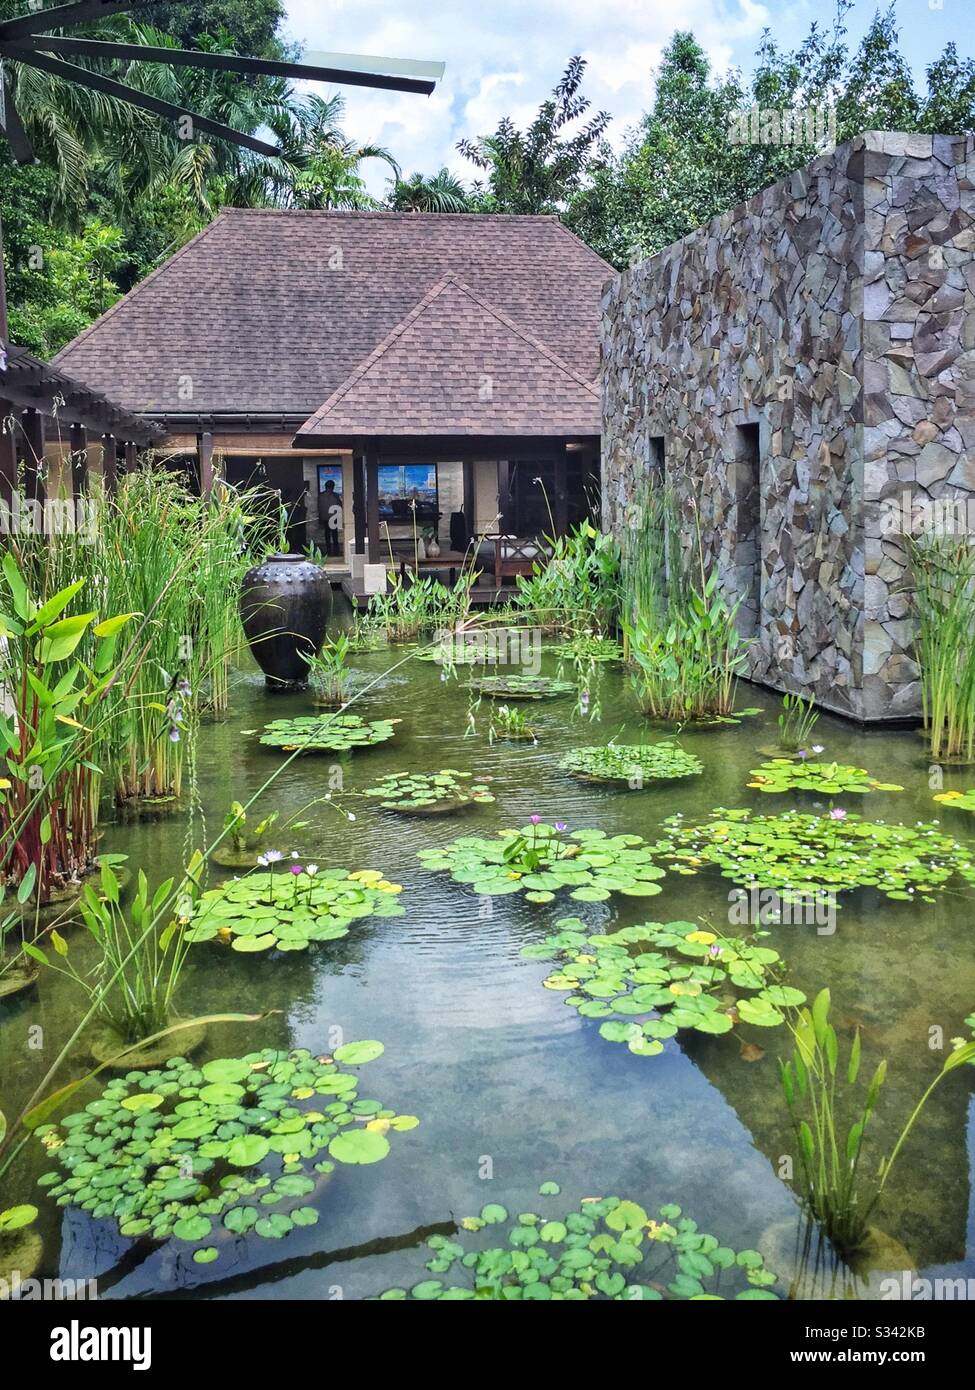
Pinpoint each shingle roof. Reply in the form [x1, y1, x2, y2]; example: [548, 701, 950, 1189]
[52, 210, 613, 419]
[294, 272, 600, 442]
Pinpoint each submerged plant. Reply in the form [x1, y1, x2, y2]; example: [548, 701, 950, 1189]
[526, 918, 801, 1055]
[34, 1045, 418, 1266]
[302, 634, 354, 707]
[471, 675, 576, 701]
[657, 808, 975, 907]
[746, 760, 903, 796]
[186, 864, 405, 952]
[780, 990, 975, 1260]
[488, 704, 537, 743]
[418, 824, 666, 903]
[377, 1194, 779, 1300]
[560, 740, 702, 786]
[256, 714, 401, 753]
[362, 770, 495, 814]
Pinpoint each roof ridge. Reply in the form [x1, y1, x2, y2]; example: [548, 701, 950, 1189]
[52, 212, 230, 367]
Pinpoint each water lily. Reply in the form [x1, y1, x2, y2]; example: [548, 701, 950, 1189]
[828, 808, 847, 820]
[530, 815, 542, 825]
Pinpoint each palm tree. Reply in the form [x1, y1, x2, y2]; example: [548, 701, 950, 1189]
[277, 92, 399, 210]
[388, 167, 470, 212]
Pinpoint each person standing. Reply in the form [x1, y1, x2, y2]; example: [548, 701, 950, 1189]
[318, 478, 344, 557]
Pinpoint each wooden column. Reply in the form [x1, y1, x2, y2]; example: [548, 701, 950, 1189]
[100, 433, 118, 496]
[365, 448, 380, 561]
[21, 407, 45, 507]
[497, 460, 511, 534]
[462, 459, 475, 540]
[351, 452, 366, 555]
[69, 422, 88, 496]
[553, 450, 569, 537]
[197, 431, 214, 500]
[124, 440, 138, 475]
[0, 399, 16, 510]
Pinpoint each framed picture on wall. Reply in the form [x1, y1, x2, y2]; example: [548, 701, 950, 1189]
[317, 463, 343, 495]
[376, 463, 438, 523]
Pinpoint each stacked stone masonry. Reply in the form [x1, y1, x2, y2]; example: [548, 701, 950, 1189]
[601, 131, 975, 721]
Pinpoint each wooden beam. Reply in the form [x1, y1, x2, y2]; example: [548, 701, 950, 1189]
[352, 452, 366, 555]
[69, 422, 88, 496]
[21, 407, 44, 506]
[197, 430, 214, 500]
[100, 433, 118, 496]
[365, 448, 380, 560]
[0, 397, 16, 509]
[553, 451, 569, 537]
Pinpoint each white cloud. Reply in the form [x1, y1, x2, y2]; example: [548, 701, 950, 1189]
[282, 0, 772, 194]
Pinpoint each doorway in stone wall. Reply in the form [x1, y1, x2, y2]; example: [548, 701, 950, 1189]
[735, 423, 761, 639]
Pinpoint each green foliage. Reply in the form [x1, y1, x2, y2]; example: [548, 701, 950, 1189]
[303, 634, 352, 706]
[907, 533, 975, 763]
[488, 704, 537, 743]
[514, 522, 620, 638]
[775, 692, 820, 755]
[934, 788, 975, 812]
[547, 636, 623, 664]
[560, 740, 702, 786]
[747, 760, 904, 795]
[780, 989, 975, 1257]
[362, 770, 495, 814]
[257, 713, 400, 753]
[527, 919, 800, 1057]
[186, 863, 405, 952]
[418, 824, 666, 903]
[389, 168, 471, 212]
[657, 807, 975, 906]
[378, 1193, 779, 1300]
[458, 56, 610, 214]
[471, 675, 576, 701]
[34, 1045, 417, 1263]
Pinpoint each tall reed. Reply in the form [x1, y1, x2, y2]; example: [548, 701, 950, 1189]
[907, 532, 975, 762]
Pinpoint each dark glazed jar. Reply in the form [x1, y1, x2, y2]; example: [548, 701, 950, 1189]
[239, 553, 332, 688]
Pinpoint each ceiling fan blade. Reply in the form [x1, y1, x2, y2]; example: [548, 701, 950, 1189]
[7, 36, 442, 95]
[0, 71, 35, 162]
[15, 48, 283, 157]
[0, 1, 144, 43]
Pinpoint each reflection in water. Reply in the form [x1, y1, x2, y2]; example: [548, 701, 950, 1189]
[2, 609, 974, 1299]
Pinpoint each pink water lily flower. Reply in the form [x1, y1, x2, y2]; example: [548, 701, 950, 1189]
[828, 808, 847, 820]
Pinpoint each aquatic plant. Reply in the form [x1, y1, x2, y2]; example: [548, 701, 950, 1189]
[256, 713, 401, 753]
[560, 740, 702, 786]
[780, 990, 975, 1260]
[377, 1194, 779, 1300]
[365, 571, 477, 643]
[746, 760, 904, 795]
[526, 919, 800, 1055]
[547, 635, 623, 664]
[657, 808, 975, 907]
[0, 555, 136, 900]
[25, 860, 199, 1047]
[418, 824, 666, 903]
[362, 770, 495, 814]
[471, 674, 576, 701]
[933, 788, 975, 813]
[186, 862, 404, 952]
[0, 1202, 42, 1287]
[488, 704, 537, 743]
[34, 1045, 418, 1265]
[774, 692, 820, 754]
[907, 532, 975, 763]
[513, 521, 621, 638]
[211, 802, 281, 870]
[302, 634, 353, 706]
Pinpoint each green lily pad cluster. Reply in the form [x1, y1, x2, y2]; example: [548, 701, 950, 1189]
[186, 866, 405, 952]
[547, 636, 623, 663]
[34, 1046, 417, 1265]
[561, 741, 702, 786]
[657, 808, 975, 906]
[471, 675, 577, 701]
[747, 760, 904, 795]
[377, 1195, 779, 1300]
[362, 769, 495, 814]
[418, 825, 666, 903]
[524, 918, 800, 1055]
[257, 714, 400, 753]
[933, 789, 975, 812]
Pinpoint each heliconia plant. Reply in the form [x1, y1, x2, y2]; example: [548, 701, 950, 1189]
[0, 553, 134, 903]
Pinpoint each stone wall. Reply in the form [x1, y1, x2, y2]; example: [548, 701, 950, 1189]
[602, 131, 975, 722]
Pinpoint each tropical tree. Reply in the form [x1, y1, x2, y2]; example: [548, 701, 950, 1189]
[278, 92, 398, 210]
[388, 167, 470, 212]
[458, 55, 610, 214]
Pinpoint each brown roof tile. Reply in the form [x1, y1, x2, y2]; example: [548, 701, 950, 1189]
[52, 210, 613, 418]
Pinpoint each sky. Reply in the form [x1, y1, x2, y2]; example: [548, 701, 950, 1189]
[280, 0, 966, 196]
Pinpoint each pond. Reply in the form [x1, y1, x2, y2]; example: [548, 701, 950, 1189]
[2, 600, 974, 1301]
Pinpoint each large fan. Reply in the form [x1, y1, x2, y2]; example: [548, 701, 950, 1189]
[0, 0, 444, 164]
